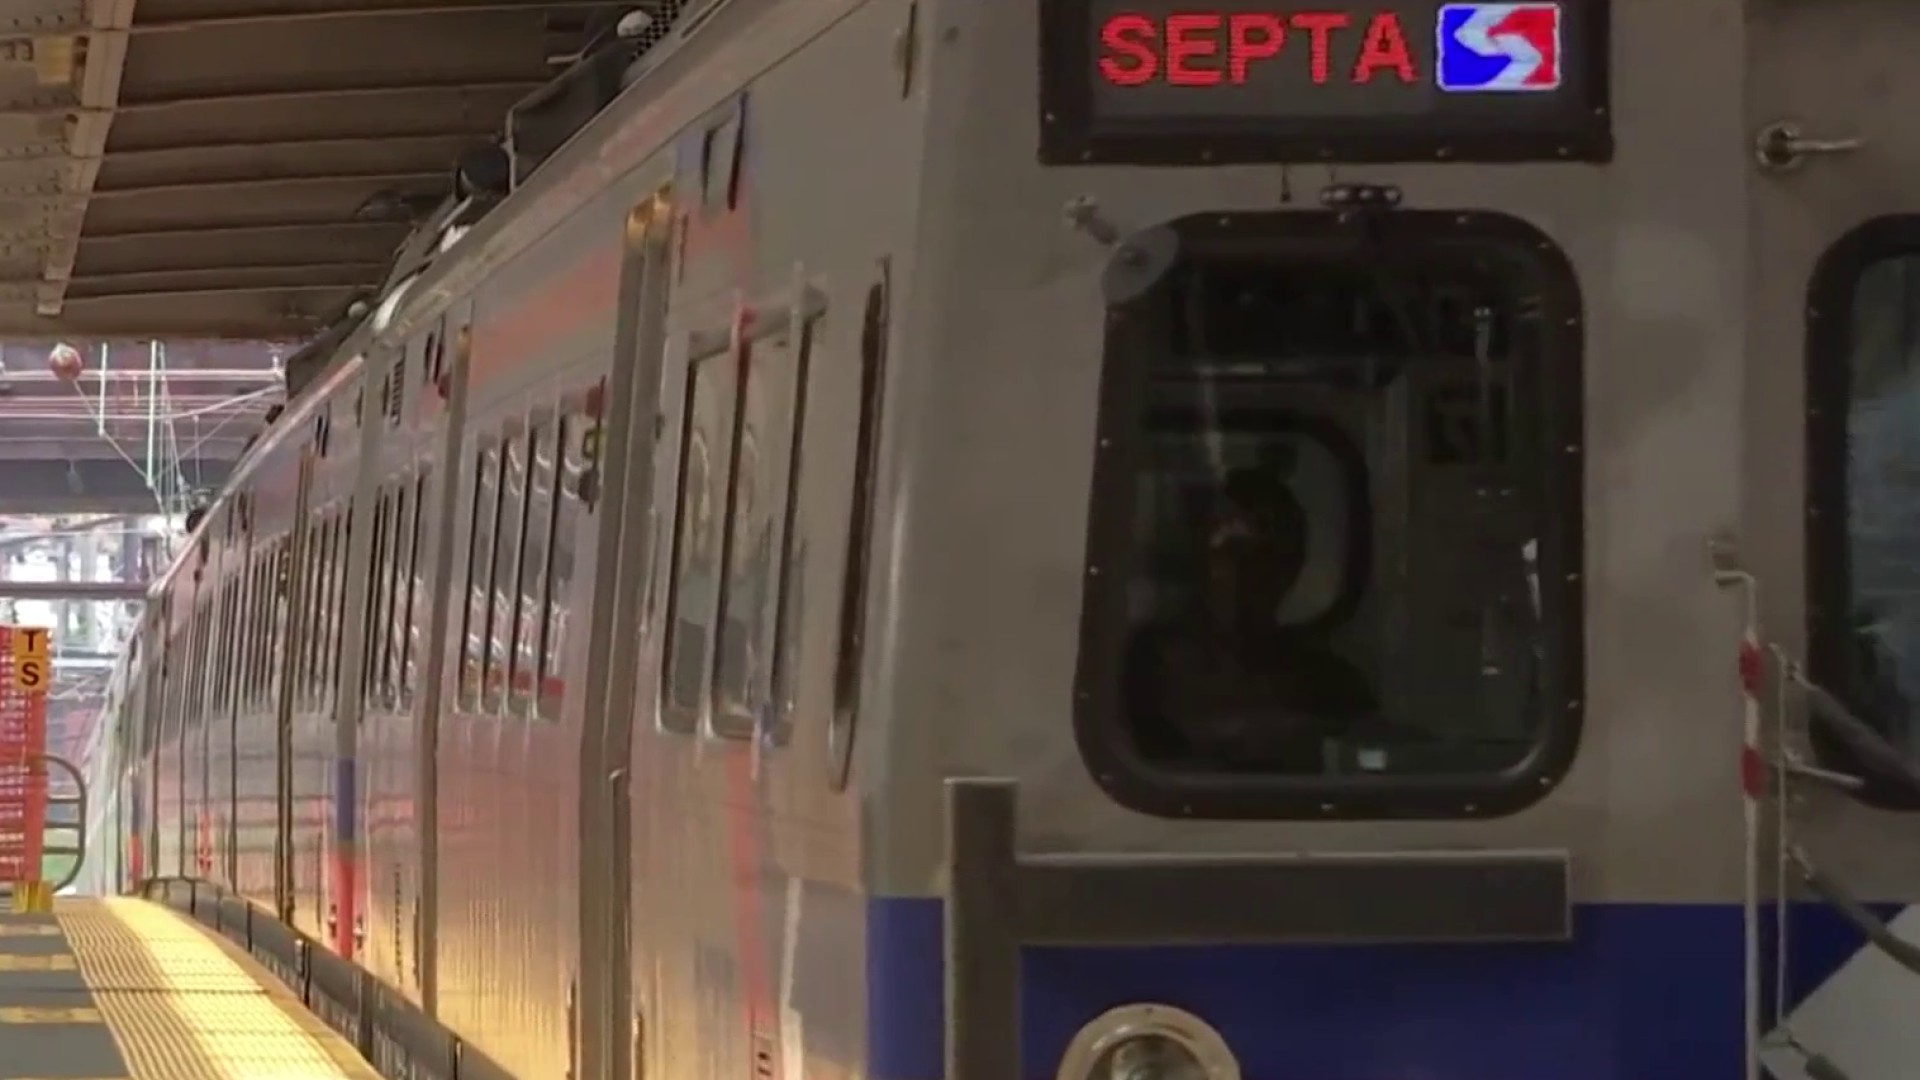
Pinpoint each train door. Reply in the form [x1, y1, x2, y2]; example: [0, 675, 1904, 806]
[419, 302, 474, 1017]
[576, 192, 675, 1080]
[1748, 5, 1920, 1075]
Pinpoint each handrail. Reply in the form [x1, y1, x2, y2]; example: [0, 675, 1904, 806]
[0, 752, 88, 895]
[1786, 664, 1920, 797]
[1743, 625, 1920, 1080]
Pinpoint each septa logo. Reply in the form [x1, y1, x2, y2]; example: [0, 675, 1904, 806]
[1436, 3, 1562, 92]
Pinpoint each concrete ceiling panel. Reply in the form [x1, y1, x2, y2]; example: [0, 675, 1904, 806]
[0, 1, 603, 336]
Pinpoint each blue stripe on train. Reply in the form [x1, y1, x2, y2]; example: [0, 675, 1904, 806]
[862, 898, 1887, 1080]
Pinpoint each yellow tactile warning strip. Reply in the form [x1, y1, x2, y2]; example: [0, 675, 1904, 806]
[55, 898, 382, 1080]
[0, 905, 127, 1080]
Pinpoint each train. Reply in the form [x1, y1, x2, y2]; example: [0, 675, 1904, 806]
[78, 0, 1920, 1077]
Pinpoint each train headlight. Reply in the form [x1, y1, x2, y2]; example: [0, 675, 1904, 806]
[1056, 1004, 1239, 1080]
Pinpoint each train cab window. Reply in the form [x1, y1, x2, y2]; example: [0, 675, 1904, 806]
[488, 426, 530, 714]
[513, 419, 558, 717]
[713, 319, 815, 739]
[662, 343, 740, 731]
[1807, 222, 1920, 805]
[1075, 210, 1583, 819]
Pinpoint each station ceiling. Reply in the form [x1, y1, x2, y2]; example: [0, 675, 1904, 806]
[0, 0, 606, 340]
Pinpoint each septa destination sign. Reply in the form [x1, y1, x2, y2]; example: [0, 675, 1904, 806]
[1038, 0, 1610, 164]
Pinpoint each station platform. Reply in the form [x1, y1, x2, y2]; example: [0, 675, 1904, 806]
[0, 897, 380, 1080]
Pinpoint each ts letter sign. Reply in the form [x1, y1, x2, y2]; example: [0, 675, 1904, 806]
[11, 626, 48, 692]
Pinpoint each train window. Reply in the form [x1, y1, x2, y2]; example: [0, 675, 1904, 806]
[542, 415, 589, 720]
[488, 426, 530, 714]
[274, 538, 291, 707]
[831, 274, 891, 787]
[232, 568, 251, 710]
[1074, 210, 1584, 820]
[398, 470, 430, 707]
[459, 445, 502, 712]
[329, 511, 354, 701]
[255, 546, 274, 705]
[373, 485, 404, 702]
[514, 420, 557, 718]
[244, 555, 263, 707]
[1806, 220, 1920, 807]
[234, 563, 251, 709]
[312, 514, 340, 704]
[214, 581, 235, 717]
[294, 522, 317, 705]
[363, 490, 395, 703]
[713, 319, 816, 739]
[314, 516, 333, 702]
[382, 484, 408, 699]
[380, 478, 412, 704]
[661, 343, 741, 731]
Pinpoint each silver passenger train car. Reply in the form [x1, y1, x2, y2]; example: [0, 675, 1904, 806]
[83, 0, 1920, 1076]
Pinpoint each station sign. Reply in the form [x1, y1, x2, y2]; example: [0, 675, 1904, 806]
[10, 628, 47, 693]
[1039, 0, 1610, 164]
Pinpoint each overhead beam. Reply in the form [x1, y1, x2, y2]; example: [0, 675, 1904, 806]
[0, 131, 494, 165]
[9, 0, 635, 37]
[80, 221, 407, 244]
[0, 457, 234, 514]
[0, 305, 328, 339]
[0, 580, 146, 601]
[0, 81, 545, 120]
[0, 280, 354, 304]
[0, 261, 385, 287]
[36, 0, 138, 319]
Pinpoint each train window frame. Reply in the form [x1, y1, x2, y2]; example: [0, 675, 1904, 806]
[294, 520, 318, 706]
[710, 315, 817, 741]
[362, 487, 395, 705]
[305, 514, 327, 705]
[247, 552, 267, 707]
[1072, 208, 1586, 821]
[398, 468, 431, 710]
[235, 558, 253, 709]
[660, 336, 743, 734]
[374, 480, 409, 706]
[271, 541, 291, 707]
[830, 271, 892, 791]
[1805, 215, 1920, 810]
[305, 514, 334, 705]
[458, 441, 502, 713]
[511, 414, 558, 719]
[328, 509, 353, 702]
[487, 421, 531, 716]
[214, 578, 236, 718]
[540, 411, 589, 721]
[253, 541, 272, 703]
